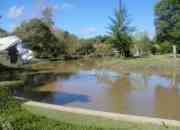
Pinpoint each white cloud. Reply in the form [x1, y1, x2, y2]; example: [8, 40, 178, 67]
[7, 6, 24, 19]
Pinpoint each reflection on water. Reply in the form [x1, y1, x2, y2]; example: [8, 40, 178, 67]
[15, 62, 180, 120]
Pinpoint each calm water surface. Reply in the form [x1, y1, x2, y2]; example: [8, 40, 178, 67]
[16, 61, 180, 120]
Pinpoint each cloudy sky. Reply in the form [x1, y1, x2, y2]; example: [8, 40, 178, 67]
[0, 0, 157, 38]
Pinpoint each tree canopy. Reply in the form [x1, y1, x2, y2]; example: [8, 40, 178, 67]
[0, 28, 8, 38]
[42, 6, 54, 26]
[155, 0, 180, 48]
[54, 29, 80, 56]
[14, 19, 62, 58]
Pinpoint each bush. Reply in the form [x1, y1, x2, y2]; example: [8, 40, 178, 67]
[77, 39, 96, 56]
[159, 42, 172, 54]
[94, 43, 113, 57]
[0, 87, 20, 113]
[54, 30, 80, 57]
[150, 43, 161, 55]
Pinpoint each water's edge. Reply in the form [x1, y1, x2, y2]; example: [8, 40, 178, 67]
[21, 98, 180, 127]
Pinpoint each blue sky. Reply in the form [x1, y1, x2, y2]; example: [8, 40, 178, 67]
[0, 0, 157, 38]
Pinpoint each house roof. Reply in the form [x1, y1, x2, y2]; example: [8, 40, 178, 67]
[0, 36, 21, 51]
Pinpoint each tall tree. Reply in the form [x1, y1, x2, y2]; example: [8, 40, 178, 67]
[108, 0, 133, 57]
[14, 19, 61, 58]
[42, 6, 54, 26]
[155, 0, 180, 51]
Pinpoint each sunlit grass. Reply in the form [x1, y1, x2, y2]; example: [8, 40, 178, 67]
[23, 104, 180, 130]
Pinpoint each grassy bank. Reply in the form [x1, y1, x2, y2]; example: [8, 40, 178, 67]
[23, 103, 180, 130]
[31, 54, 180, 76]
[94, 54, 180, 76]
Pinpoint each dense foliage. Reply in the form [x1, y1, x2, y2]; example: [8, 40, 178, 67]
[54, 30, 80, 57]
[78, 39, 96, 56]
[78, 36, 113, 57]
[0, 28, 8, 38]
[42, 6, 54, 26]
[155, 0, 180, 52]
[14, 19, 64, 58]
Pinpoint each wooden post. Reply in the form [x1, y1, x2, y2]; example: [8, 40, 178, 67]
[135, 45, 140, 57]
[173, 45, 176, 59]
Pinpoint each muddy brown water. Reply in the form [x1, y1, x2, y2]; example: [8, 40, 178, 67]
[15, 60, 180, 121]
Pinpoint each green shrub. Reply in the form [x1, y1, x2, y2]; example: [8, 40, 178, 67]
[0, 87, 20, 113]
[159, 42, 172, 54]
[150, 43, 161, 55]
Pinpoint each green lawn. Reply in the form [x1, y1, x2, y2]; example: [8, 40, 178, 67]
[23, 103, 180, 130]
